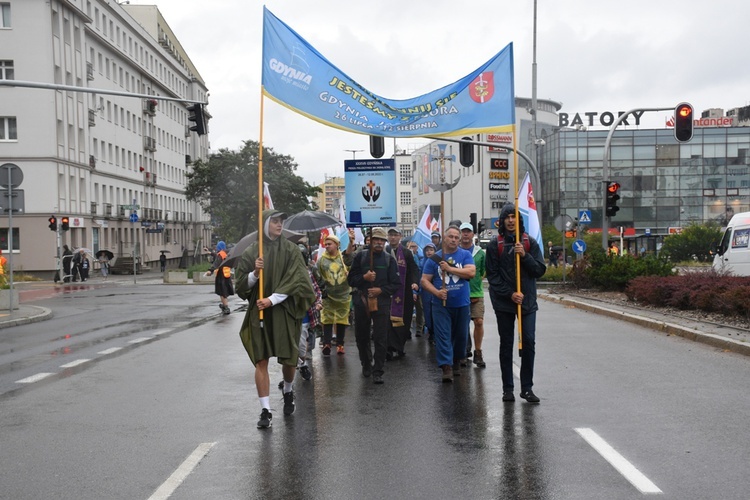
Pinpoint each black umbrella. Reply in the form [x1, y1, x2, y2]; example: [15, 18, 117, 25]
[283, 210, 342, 232]
[95, 249, 114, 260]
[159, 250, 171, 253]
[220, 228, 304, 268]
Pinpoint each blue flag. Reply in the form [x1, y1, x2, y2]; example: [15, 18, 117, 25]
[262, 7, 515, 137]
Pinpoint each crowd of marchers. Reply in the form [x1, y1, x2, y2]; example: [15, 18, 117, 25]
[212, 205, 547, 429]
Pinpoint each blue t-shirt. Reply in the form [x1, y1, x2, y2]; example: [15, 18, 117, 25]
[422, 248, 473, 308]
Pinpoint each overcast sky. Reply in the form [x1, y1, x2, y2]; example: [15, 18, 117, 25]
[134, 0, 750, 185]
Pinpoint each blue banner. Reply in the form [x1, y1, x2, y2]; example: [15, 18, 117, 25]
[344, 159, 397, 228]
[262, 7, 515, 138]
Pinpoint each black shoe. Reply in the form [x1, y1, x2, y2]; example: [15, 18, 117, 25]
[520, 390, 540, 403]
[362, 364, 372, 378]
[459, 358, 468, 367]
[502, 391, 515, 402]
[452, 363, 461, 376]
[257, 408, 272, 429]
[299, 365, 312, 381]
[385, 351, 393, 361]
[283, 390, 295, 415]
[372, 374, 384, 384]
[322, 344, 331, 356]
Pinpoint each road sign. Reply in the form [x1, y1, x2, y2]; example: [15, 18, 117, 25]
[573, 239, 587, 254]
[554, 214, 574, 232]
[645, 228, 651, 236]
[129, 213, 139, 223]
[578, 210, 592, 224]
[0, 163, 23, 188]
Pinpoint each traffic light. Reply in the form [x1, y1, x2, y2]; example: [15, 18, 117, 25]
[674, 102, 693, 143]
[61, 216, 70, 231]
[187, 103, 206, 136]
[48, 215, 57, 231]
[369, 135, 384, 158]
[477, 220, 485, 234]
[606, 182, 621, 217]
[459, 137, 474, 167]
[469, 212, 477, 233]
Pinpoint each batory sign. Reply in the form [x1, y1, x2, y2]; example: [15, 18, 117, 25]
[262, 7, 516, 137]
[559, 110, 646, 128]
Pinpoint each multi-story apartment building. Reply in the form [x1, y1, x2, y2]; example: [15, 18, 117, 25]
[0, 0, 211, 276]
[315, 175, 345, 215]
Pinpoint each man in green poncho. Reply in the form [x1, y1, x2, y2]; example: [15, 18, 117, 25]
[235, 209, 315, 429]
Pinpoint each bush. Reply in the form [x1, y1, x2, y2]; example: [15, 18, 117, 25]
[626, 269, 750, 319]
[573, 252, 675, 291]
[186, 262, 210, 279]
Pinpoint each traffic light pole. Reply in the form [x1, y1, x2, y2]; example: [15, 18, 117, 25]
[601, 107, 672, 251]
[0, 80, 205, 104]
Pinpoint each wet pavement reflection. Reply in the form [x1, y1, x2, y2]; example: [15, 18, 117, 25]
[221, 326, 552, 499]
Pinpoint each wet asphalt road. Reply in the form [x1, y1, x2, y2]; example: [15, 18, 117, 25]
[1, 283, 750, 499]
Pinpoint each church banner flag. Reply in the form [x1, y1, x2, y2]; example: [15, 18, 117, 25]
[262, 7, 515, 138]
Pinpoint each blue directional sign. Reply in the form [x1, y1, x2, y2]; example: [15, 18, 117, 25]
[578, 210, 592, 224]
[573, 239, 587, 254]
[129, 213, 139, 223]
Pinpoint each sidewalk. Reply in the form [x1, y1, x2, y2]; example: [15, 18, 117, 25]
[0, 273, 170, 329]
[540, 290, 750, 358]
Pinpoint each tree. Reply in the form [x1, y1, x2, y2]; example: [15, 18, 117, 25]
[659, 222, 722, 263]
[186, 140, 320, 241]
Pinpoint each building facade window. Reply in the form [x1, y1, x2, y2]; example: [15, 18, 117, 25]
[400, 212, 412, 224]
[0, 117, 17, 140]
[399, 163, 411, 185]
[0, 228, 20, 251]
[0, 60, 13, 79]
[1, 3, 10, 28]
[400, 192, 411, 205]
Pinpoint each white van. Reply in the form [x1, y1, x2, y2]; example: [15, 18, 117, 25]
[713, 212, 750, 275]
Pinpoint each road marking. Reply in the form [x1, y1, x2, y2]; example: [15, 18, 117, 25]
[16, 373, 55, 384]
[128, 337, 152, 344]
[151, 329, 171, 336]
[575, 428, 662, 494]
[60, 359, 90, 368]
[98, 347, 123, 355]
[148, 442, 216, 500]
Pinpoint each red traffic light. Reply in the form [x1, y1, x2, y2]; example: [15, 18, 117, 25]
[61, 216, 70, 231]
[677, 105, 692, 118]
[607, 182, 621, 193]
[674, 102, 694, 142]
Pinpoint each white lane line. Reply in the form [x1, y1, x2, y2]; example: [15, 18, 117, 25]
[148, 442, 216, 500]
[16, 372, 55, 384]
[151, 329, 171, 336]
[575, 428, 662, 494]
[98, 347, 123, 355]
[60, 359, 90, 368]
[128, 337, 152, 344]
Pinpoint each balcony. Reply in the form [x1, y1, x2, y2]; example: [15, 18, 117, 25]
[86, 62, 94, 81]
[104, 203, 113, 216]
[88, 109, 96, 127]
[143, 136, 157, 152]
[90, 202, 97, 215]
[144, 172, 157, 186]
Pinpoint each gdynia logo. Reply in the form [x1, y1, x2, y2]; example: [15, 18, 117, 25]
[269, 58, 312, 85]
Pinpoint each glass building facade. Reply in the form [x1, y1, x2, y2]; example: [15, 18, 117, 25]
[538, 126, 750, 240]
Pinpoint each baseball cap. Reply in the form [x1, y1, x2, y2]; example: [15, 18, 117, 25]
[388, 227, 402, 234]
[459, 222, 474, 232]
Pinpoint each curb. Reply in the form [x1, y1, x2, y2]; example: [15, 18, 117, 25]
[540, 293, 750, 358]
[0, 306, 53, 329]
